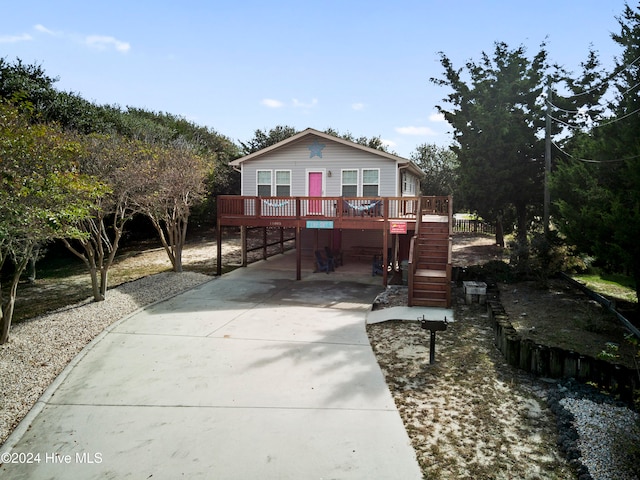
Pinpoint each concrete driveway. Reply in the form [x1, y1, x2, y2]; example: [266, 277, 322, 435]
[0, 252, 423, 479]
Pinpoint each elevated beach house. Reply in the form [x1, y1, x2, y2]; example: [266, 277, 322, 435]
[216, 128, 452, 307]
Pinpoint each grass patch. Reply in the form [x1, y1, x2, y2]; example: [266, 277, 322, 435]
[572, 272, 637, 304]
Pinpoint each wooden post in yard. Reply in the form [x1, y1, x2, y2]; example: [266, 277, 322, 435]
[296, 225, 302, 280]
[382, 227, 388, 286]
[241, 226, 247, 267]
[262, 226, 267, 260]
[216, 221, 222, 276]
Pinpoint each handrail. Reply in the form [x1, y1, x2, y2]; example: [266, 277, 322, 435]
[407, 197, 423, 306]
[217, 195, 451, 221]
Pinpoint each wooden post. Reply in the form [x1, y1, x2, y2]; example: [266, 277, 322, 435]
[296, 199, 302, 281]
[296, 225, 301, 280]
[241, 225, 247, 267]
[382, 228, 388, 286]
[429, 331, 436, 365]
[262, 226, 267, 260]
[279, 227, 284, 254]
[216, 222, 222, 276]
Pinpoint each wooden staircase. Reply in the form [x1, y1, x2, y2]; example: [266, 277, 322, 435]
[408, 197, 452, 308]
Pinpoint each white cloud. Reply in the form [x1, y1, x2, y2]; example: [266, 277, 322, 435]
[395, 126, 437, 136]
[351, 102, 365, 111]
[34, 24, 55, 35]
[381, 138, 397, 148]
[85, 35, 130, 53]
[292, 98, 318, 108]
[0, 33, 32, 43]
[29, 24, 130, 53]
[429, 112, 445, 122]
[261, 98, 284, 108]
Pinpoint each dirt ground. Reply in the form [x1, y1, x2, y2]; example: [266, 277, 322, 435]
[450, 233, 637, 369]
[371, 233, 637, 478]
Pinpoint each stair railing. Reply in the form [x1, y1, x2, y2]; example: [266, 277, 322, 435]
[407, 196, 423, 307]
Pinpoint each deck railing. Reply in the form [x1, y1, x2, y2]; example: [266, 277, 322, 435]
[217, 195, 450, 222]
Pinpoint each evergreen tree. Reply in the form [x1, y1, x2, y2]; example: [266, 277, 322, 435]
[552, 3, 640, 303]
[432, 42, 550, 248]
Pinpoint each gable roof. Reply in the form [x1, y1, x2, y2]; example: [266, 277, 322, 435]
[230, 128, 424, 177]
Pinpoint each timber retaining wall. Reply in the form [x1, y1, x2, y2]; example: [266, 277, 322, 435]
[486, 287, 638, 404]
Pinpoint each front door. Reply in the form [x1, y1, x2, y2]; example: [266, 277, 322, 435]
[308, 171, 323, 214]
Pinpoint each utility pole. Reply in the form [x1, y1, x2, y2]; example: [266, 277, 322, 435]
[544, 81, 552, 236]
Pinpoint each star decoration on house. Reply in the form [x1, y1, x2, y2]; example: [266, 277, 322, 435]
[308, 140, 325, 158]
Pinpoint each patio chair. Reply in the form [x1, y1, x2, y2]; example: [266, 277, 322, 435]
[314, 250, 333, 273]
[368, 200, 382, 217]
[324, 246, 343, 268]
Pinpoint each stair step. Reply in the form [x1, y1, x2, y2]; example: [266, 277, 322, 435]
[415, 269, 447, 278]
[410, 218, 451, 308]
[411, 298, 449, 308]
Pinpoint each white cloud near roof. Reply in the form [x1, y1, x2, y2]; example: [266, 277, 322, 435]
[351, 102, 365, 111]
[381, 138, 396, 148]
[0, 33, 32, 43]
[85, 35, 131, 53]
[261, 98, 284, 108]
[395, 126, 436, 136]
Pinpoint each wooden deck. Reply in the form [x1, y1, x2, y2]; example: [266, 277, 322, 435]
[217, 195, 453, 304]
[217, 195, 450, 229]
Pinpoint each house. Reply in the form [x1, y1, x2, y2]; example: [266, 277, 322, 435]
[216, 128, 453, 307]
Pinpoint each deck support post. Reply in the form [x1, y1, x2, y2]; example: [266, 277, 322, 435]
[216, 221, 222, 276]
[262, 227, 268, 260]
[296, 225, 302, 280]
[279, 227, 284, 254]
[382, 228, 388, 286]
[241, 225, 247, 267]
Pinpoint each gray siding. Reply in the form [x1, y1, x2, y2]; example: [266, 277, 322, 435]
[241, 134, 402, 197]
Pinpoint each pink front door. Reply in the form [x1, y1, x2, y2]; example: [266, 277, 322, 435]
[308, 171, 323, 214]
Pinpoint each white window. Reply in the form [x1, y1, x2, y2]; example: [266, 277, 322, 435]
[341, 169, 358, 196]
[403, 173, 415, 194]
[362, 169, 379, 196]
[275, 170, 291, 196]
[257, 170, 272, 196]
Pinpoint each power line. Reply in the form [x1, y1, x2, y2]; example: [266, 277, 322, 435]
[548, 114, 587, 129]
[549, 105, 640, 130]
[552, 54, 640, 100]
[551, 140, 640, 163]
[547, 78, 640, 120]
[596, 106, 640, 127]
[546, 101, 581, 114]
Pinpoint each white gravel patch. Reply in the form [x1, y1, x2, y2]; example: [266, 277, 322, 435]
[560, 397, 640, 480]
[0, 271, 211, 446]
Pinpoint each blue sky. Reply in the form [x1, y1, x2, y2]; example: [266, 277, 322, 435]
[1, 0, 630, 158]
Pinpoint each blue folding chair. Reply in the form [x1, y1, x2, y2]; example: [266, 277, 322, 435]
[314, 250, 333, 273]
